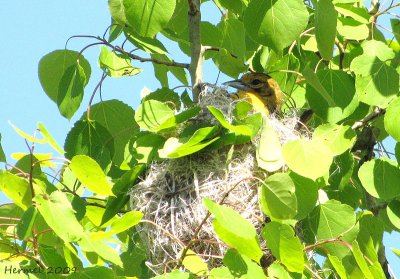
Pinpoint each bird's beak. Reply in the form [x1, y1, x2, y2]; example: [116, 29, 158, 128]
[223, 80, 249, 91]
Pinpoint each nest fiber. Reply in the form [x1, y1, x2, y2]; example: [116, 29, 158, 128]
[130, 85, 303, 273]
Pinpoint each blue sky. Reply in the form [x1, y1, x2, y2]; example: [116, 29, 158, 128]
[0, 0, 399, 276]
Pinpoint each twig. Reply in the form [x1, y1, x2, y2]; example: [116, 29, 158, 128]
[351, 107, 385, 129]
[203, 46, 238, 58]
[87, 72, 108, 120]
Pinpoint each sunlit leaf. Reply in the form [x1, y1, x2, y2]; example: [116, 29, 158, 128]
[282, 138, 333, 180]
[204, 198, 263, 262]
[0, 170, 32, 210]
[260, 173, 297, 220]
[124, 0, 176, 37]
[182, 250, 208, 276]
[99, 46, 141, 77]
[257, 119, 284, 172]
[244, 0, 308, 52]
[315, 0, 337, 60]
[34, 191, 85, 242]
[263, 222, 304, 273]
[69, 155, 114, 196]
[358, 158, 400, 200]
[313, 123, 356, 155]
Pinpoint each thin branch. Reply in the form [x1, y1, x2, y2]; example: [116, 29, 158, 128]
[352, 107, 385, 129]
[102, 40, 189, 68]
[87, 72, 108, 120]
[203, 46, 238, 58]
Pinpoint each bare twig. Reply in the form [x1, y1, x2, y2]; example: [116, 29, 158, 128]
[351, 107, 385, 130]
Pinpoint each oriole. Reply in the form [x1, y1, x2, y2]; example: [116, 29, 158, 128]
[223, 72, 283, 116]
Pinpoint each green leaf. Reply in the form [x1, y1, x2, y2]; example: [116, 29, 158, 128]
[69, 155, 114, 196]
[260, 173, 297, 220]
[64, 120, 114, 170]
[0, 170, 32, 210]
[9, 121, 46, 144]
[212, 48, 247, 78]
[208, 106, 259, 142]
[262, 222, 304, 273]
[38, 122, 65, 154]
[357, 214, 384, 263]
[16, 207, 38, 240]
[99, 46, 141, 77]
[0, 134, 5, 162]
[108, 0, 127, 25]
[387, 200, 400, 229]
[328, 254, 348, 279]
[204, 198, 263, 262]
[315, 0, 337, 60]
[151, 53, 188, 87]
[126, 30, 168, 54]
[352, 240, 374, 279]
[214, 0, 246, 14]
[266, 53, 300, 94]
[384, 96, 400, 142]
[159, 126, 219, 158]
[358, 158, 400, 200]
[335, 4, 370, 23]
[86, 100, 139, 166]
[135, 100, 198, 132]
[391, 19, 400, 43]
[337, 17, 369, 41]
[289, 172, 319, 220]
[303, 200, 359, 258]
[222, 249, 267, 278]
[152, 270, 193, 279]
[124, 0, 176, 37]
[244, 0, 308, 52]
[361, 40, 395, 61]
[257, 119, 284, 172]
[217, 18, 246, 59]
[233, 101, 253, 120]
[143, 88, 181, 111]
[92, 211, 143, 240]
[351, 54, 399, 108]
[182, 250, 208, 276]
[57, 63, 86, 119]
[267, 263, 292, 279]
[39, 244, 69, 269]
[328, 151, 354, 190]
[130, 132, 166, 164]
[135, 99, 173, 130]
[302, 65, 335, 107]
[34, 191, 85, 242]
[313, 124, 356, 155]
[102, 164, 146, 224]
[391, 248, 400, 259]
[209, 267, 234, 278]
[282, 138, 333, 180]
[78, 233, 123, 266]
[306, 69, 358, 123]
[38, 50, 91, 103]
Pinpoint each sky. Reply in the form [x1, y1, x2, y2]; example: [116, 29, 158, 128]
[0, 0, 399, 276]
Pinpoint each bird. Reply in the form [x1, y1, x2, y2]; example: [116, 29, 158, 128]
[223, 72, 283, 116]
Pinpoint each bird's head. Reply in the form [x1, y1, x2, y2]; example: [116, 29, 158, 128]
[223, 72, 283, 114]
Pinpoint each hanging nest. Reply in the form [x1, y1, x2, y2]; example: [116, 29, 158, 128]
[129, 84, 306, 273]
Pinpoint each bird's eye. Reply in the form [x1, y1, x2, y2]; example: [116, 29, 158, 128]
[250, 79, 262, 86]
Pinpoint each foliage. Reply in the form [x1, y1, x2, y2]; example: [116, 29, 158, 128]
[1, 0, 400, 278]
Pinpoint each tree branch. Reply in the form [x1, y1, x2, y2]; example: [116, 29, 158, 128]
[351, 107, 385, 130]
[188, 0, 204, 102]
